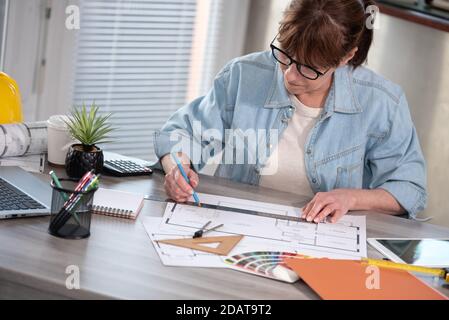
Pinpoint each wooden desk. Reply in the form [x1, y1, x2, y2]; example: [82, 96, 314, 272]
[1, 169, 448, 299]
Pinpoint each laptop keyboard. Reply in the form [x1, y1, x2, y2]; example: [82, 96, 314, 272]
[0, 178, 46, 211]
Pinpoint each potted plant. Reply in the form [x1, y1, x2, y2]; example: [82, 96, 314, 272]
[64, 102, 114, 179]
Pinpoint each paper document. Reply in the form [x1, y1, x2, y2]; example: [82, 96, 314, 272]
[143, 216, 315, 268]
[143, 193, 367, 268]
[0, 153, 47, 173]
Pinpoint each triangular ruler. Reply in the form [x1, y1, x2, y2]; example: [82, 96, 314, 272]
[158, 235, 244, 256]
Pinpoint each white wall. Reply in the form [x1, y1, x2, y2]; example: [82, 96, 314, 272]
[3, 0, 78, 122]
[244, 0, 289, 54]
[367, 14, 449, 228]
[0, 0, 7, 69]
[3, 0, 44, 120]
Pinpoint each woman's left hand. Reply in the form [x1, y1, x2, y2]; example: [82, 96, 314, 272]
[301, 189, 357, 224]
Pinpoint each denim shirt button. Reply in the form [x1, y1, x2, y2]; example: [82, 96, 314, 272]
[306, 149, 312, 155]
[312, 178, 317, 184]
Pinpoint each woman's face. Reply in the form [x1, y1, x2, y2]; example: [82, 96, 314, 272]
[279, 47, 358, 96]
[280, 63, 335, 96]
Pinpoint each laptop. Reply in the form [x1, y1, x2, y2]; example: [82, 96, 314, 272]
[0, 166, 51, 219]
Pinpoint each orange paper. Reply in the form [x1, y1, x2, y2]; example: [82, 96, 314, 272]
[285, 258, 448, 300]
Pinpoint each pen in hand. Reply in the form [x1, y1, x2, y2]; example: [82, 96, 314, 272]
[171, 153, 201, 205]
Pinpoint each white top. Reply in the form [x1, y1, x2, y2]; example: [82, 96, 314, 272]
[259, 95, 322, 199]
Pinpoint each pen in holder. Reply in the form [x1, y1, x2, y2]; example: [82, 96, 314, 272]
[48, 178, 98, 239]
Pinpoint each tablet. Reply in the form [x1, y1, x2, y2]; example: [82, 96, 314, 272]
[367, 238, 449, 268]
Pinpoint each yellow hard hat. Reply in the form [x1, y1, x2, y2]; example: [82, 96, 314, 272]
[0, 72, 23, 124]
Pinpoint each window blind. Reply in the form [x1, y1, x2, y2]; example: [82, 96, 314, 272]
[72, 0, 198, 161]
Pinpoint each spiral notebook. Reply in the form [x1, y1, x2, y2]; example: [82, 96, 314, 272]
[92, 188, 144, 220]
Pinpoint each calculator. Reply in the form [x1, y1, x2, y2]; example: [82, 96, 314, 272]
[102, 159, 153, 177]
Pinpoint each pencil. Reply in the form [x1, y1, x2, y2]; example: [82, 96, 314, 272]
[171, 153, 200, 205]
[49, 170, 81, 225]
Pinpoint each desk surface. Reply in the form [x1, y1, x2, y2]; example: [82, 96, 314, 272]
[1, 168, 449, 299]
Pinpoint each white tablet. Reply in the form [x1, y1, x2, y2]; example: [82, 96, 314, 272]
[367, 238, 449, 268]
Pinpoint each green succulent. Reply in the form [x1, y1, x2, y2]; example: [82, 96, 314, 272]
[65, 102, 115, 150]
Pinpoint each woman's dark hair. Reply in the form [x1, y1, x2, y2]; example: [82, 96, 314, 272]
[278, 0, 376, 69]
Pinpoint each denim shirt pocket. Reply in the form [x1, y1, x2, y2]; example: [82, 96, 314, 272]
[315, 144, 364, 191]
[335, 161, 363, 189]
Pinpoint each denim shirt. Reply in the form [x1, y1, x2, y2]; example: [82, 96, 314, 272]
[153, 51, 427, 218]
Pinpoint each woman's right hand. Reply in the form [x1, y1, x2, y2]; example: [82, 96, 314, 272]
[161, 153, 199, 203]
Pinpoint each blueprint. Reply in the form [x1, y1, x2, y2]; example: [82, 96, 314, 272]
[142, 193, 367, 268]
[0, 122, 47, 157]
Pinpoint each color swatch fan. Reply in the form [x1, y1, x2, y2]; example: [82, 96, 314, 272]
[224, 251, 307, 283]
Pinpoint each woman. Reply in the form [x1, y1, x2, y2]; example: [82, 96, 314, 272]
[154, 0, 427, 223]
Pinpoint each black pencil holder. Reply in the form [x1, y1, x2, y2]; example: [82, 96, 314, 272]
[48, 178, 98, 239]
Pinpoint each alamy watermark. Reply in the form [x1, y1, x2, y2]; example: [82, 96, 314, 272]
[65, 5, 80, 30]
[365, 265, 381, 290]
[64, 1, 144, 30]
[64, 3, 381, 31]
[168, 121, 280, 175]
[366, 5, 380, 30]
[65, 265, 80, 290]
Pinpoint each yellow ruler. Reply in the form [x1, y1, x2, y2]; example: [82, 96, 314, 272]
[362, 258, 449, 282]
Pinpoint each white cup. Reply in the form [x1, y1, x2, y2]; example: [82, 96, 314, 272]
[47, 115, 76, 166]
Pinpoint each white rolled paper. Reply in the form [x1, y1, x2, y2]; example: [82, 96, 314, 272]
[0, 122, 48, 158]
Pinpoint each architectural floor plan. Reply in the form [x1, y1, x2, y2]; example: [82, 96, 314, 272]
[143, 193, 367, 268]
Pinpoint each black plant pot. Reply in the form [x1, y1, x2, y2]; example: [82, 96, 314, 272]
[65, 144, 104, 179]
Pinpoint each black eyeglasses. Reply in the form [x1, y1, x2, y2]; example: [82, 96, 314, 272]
[270, 38, 329, 81]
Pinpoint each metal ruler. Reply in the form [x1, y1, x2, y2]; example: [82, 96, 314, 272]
[183, 202, 307, 223]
